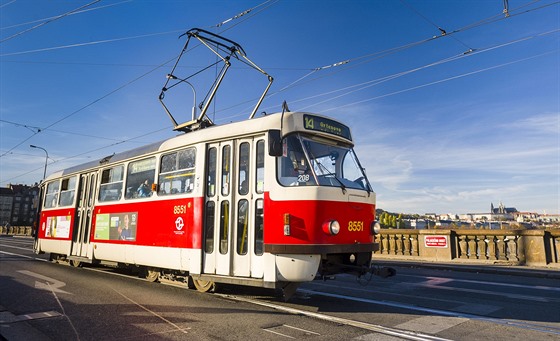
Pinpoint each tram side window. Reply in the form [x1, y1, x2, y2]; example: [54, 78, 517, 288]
[98, 165, 124, 202]
[158, 148, 196, 196]
[237, 199, 249, 255]
[126, 157, 156, 199]
[44, 181, 60, 209]
[59, 176, 77, 207]
[238, 142, 250, 195]
[206, 147, 217, 197]
[221, 145, 231, 196]
[254, 199, 264, 256]
[255, 140, 264, 194]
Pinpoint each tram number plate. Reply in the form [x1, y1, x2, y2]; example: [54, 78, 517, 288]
[348, 221, 364, 232]
[173, 205, 187, 214]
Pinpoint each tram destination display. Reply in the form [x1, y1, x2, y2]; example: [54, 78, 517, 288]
[303, 114, 352, 141]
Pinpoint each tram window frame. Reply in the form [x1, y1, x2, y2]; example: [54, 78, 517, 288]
[44, 180, 60, 209]
[237, 199, 249, 256]
[255, 139, 265, 194]
[158, 147, 196, 196]
[254, 198, 264, 256]
[58, 176, 77, 207]
[98, 165, 124, 202]
[204, 201, 215, 254]
[219, 201, 229, 254]
[238, 142, 250, 195]
[221, 145, 231, 196]
[206, 147, 217, 197]
[125, 157, 156, 199]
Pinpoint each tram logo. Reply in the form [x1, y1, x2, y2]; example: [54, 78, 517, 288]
[175, 217, 184, 231]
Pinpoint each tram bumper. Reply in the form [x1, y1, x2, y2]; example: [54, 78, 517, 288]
[275, 254, 321, 282]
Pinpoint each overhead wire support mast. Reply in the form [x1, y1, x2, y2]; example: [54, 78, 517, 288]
[159, 28, 273, 133]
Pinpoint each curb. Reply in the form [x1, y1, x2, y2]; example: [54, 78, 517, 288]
[374, 260, 560, 279]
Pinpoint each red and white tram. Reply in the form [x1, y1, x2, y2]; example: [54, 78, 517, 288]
[34, 28, 390, 297]
[34, 111, 383, 294]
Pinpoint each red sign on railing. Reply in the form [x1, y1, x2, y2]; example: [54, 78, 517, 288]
[425, 235, 448, 248]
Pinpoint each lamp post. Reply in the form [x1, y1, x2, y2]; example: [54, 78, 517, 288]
[30, 145, 48, 180]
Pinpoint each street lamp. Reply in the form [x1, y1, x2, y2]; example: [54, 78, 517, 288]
[30, 145, 48, 180]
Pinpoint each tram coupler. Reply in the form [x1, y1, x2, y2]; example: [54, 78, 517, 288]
[369, 266, 397, 278]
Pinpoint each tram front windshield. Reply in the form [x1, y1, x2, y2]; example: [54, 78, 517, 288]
[277, 134, 372, 191]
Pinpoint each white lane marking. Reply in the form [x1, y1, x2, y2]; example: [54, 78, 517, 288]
[0, 250, 47, 262]
[0, 310, 62, 324]
[216, 294, 451, 341]
[399, 274, 560, 292]
[17, 270, 71, 294]
[395, 316, 469, 334]
[299, 289, 560, 336]
[263, 328, 296, 339]
[283, 324, 321, 335]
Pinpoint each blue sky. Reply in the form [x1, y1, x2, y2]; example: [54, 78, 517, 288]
[1, 0, 558, 215]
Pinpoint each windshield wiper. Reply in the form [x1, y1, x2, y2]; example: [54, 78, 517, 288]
[314, 160, 347, 194]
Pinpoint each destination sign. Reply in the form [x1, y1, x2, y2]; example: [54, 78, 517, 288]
[303, 114, 352, 141]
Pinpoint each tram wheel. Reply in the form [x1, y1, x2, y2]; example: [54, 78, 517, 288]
[145, 269, 160, 282]
[192, 279, 215, 293]
[70, 260, 82, 268]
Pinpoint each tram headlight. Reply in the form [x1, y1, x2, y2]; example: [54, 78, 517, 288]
[322, 220, 340, 235]
[371, 221, 381, 235]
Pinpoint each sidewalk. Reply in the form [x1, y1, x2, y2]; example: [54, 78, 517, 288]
[375, 259, 560, 279]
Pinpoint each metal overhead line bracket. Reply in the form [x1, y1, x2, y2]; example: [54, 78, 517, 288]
[159, 28, 274, 133]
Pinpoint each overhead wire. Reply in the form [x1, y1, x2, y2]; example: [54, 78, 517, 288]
[1, 0, 280, 183]
[223, 0, 558, 118]
[0, 0, 101, 43]
[0, 0, 132, 31]
[320, 50, 558, 113]
[256, 0, 560, 105]
[213, 27, 559, 123]
[1, 0, 556, 182]
[399, 0, 473, 51]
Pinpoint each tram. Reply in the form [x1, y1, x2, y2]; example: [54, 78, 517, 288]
[33, 29, 390, 298]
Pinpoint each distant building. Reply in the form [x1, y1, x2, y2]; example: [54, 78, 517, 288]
[0, 187, 14, 226]
[0, 184, 39, 226]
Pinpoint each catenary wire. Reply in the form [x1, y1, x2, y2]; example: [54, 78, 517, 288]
[0, 0, 101, 43]
[0, 0, 132, 31]
[2, 2, 557, 181]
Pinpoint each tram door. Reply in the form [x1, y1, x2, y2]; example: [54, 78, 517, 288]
[203, 138, 264, 278]
[71, 172, 96, 258]
[203, 141, 233, 275]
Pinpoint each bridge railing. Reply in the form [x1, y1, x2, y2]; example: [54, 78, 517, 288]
[374, 228, 559, 267]
[3, 225, 559, 267]
[0, 225, 33, 237]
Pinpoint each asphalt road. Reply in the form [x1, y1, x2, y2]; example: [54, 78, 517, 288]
[1, 236, 559, 340]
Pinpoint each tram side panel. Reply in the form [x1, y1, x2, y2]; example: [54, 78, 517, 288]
[90, 197, 204, 271]
[37, 208, 77, 256]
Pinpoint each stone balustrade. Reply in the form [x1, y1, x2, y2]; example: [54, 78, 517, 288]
[375, 228, 560, 267]
[3, 225, 559, 267]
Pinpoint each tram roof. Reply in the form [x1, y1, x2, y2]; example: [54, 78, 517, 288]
[46, 111, 353, 181]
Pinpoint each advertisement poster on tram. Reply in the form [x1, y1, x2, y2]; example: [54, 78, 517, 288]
[45, 216, 71, 239]
[95, 212, 138, 241]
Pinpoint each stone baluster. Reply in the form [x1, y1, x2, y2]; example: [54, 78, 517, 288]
[411, 234, 419, 256]
[458, 234, 468, 259]
[381, 234, 389, 255]
[389, 233, 396, 255]
[505, 235, 519, 261]
[395, 234, 403, 255]
[467, 235, 477, 260]
[403, 234, 411, 256]
[497, 236, 507, 260]
[486, 236, 497, 260]
[478, 235, 488, 259]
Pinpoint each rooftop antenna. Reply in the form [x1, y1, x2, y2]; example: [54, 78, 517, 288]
[159, 28, 273, 133]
